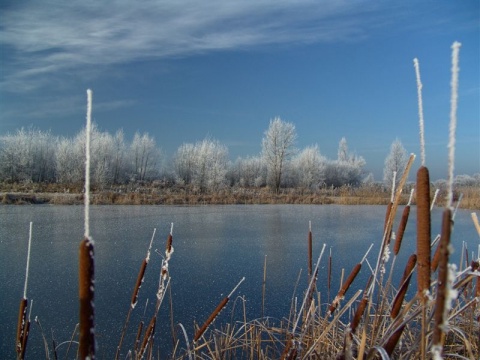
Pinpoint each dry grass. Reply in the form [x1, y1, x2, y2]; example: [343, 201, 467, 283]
[2, 182, 479, 208]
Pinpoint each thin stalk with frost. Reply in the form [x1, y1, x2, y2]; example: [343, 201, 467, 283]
[16, 222, 33, 358]
[79, 88, 95, 360]
[193, 277, 245, 343]
[446, 41, 461, 209]
[115, 228, 157, 360]
[431, 189, 440, 211]
[414, 58, 426, 166]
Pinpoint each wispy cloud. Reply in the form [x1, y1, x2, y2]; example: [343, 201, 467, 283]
[1, 0, 380, 92]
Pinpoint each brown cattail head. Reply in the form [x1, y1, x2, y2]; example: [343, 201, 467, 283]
[431, 240, 442, 272]
[432, 209, 453, 347]
[131, 259, 147, 308]
[79, 237, 95, 359]
[390, 254, 417, 319]
[166, 233, 173, 254]
[329, 263, 361, 314]
[308, 225, 313, 278]
[384, 202, 393, 244]
[394, 205, 411, 256]
[16, 298, 28, 355]
[351, 297, 368, 333]
[383, 324, 406, 356]
[134, 320, 144, 354]
[194, 297, 229, 342]
[328, 248, 332, 291]
[139, 316, 156, 358]
[416, 166, 431, 298]
[20, 319, 30, 360]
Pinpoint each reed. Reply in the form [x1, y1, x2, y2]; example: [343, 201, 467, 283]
[432, 209, 454, 352]
[390, 254, 417, 319]
[416, 166, 431, 298]
[116, 229, 156, 360]
[78, 237, 95, 359]
[393, 189, 414, 256]
[193, 277, 244, 343]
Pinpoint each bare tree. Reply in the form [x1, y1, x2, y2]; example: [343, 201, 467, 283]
[383, 139, 408, 189]
[261, 117, 297, 192]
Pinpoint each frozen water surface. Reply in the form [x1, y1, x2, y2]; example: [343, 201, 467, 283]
[0, 204, 476, 358]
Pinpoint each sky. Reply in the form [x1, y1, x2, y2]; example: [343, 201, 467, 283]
[1, 1, 479, 181]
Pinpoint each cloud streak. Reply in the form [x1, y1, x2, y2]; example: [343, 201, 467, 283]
[1, 0, 379, 92]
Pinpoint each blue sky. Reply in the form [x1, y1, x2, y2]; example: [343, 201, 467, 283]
[1, 1, 479, 181]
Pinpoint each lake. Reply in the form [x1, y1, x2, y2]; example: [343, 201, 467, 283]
[0, 204, 477, 358]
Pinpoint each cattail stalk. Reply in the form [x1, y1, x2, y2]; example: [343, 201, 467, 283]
[138, 316, 156, 359]
[308, 221, 312, 279]
[446, 41, 461, 208]
[390, 254, 417, 319]
[16, 222, 33, 359]
[432, 209, 455, 348]
[79, 238, 95, 359]
[116, 229, 156, 360]
[84, 89, 92, 239]
[328, 263, 362, 315]
[193, 277, 245, 342]
[262, 255, 267, 319]
[393, 194, 412, 256]
[471, 213, 480, 237]
[414, 58, 426, 166]
[416, 166, 431, 297]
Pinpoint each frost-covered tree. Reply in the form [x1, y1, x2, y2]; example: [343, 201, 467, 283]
[324, 138, 366, 187]
[383, 139, 408, 189]
[291, 145, 326, 190]
[0, 127, 57, 183]
[261, 117, 297, 192]
[230, 156, 266, 187]
[130, 132, 160, 181]
[174, 138, 229, 191]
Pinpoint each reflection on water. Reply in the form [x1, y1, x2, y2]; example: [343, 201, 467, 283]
[0, 204, 476, 358]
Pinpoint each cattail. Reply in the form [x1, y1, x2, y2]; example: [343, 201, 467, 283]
[308, 221, 312, 278]
[351, 276, 372, 333]
[138, 316, 156, 359]
[432, 209, 455, 347]
[431, 239, 442, 272]
[134, 321, 144, 354]
[394, 204, 411, 256]
[16, 298, 28, 356]
[79, 237, 95, 359]
[166, 223, 173, 254]
[20, 303, 31, 360]
[416, 166, 431, 297]
[17, 222, 33, 358]
[472, 213, 480, 237]
[383, 324, 406, 356]
[193, 277, 244, 342]
[329, 263, 361, 314]
[327, 247, 332, 303]
[84, 89, 92, 239]
[446, 41, 461, 208]
[414, 58, 426, 166]
[390, 254, 417, 319]
[194, 297, 229, 343]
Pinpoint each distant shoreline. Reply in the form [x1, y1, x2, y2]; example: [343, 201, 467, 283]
[1, 185, 478, 209]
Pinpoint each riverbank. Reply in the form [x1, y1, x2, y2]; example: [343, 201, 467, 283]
[1, 183, 478, 208]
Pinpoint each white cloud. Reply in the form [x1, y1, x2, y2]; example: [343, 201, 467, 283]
[1, 0, 378, 92]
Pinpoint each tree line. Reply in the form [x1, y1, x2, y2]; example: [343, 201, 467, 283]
[1, 118, 477, 192]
